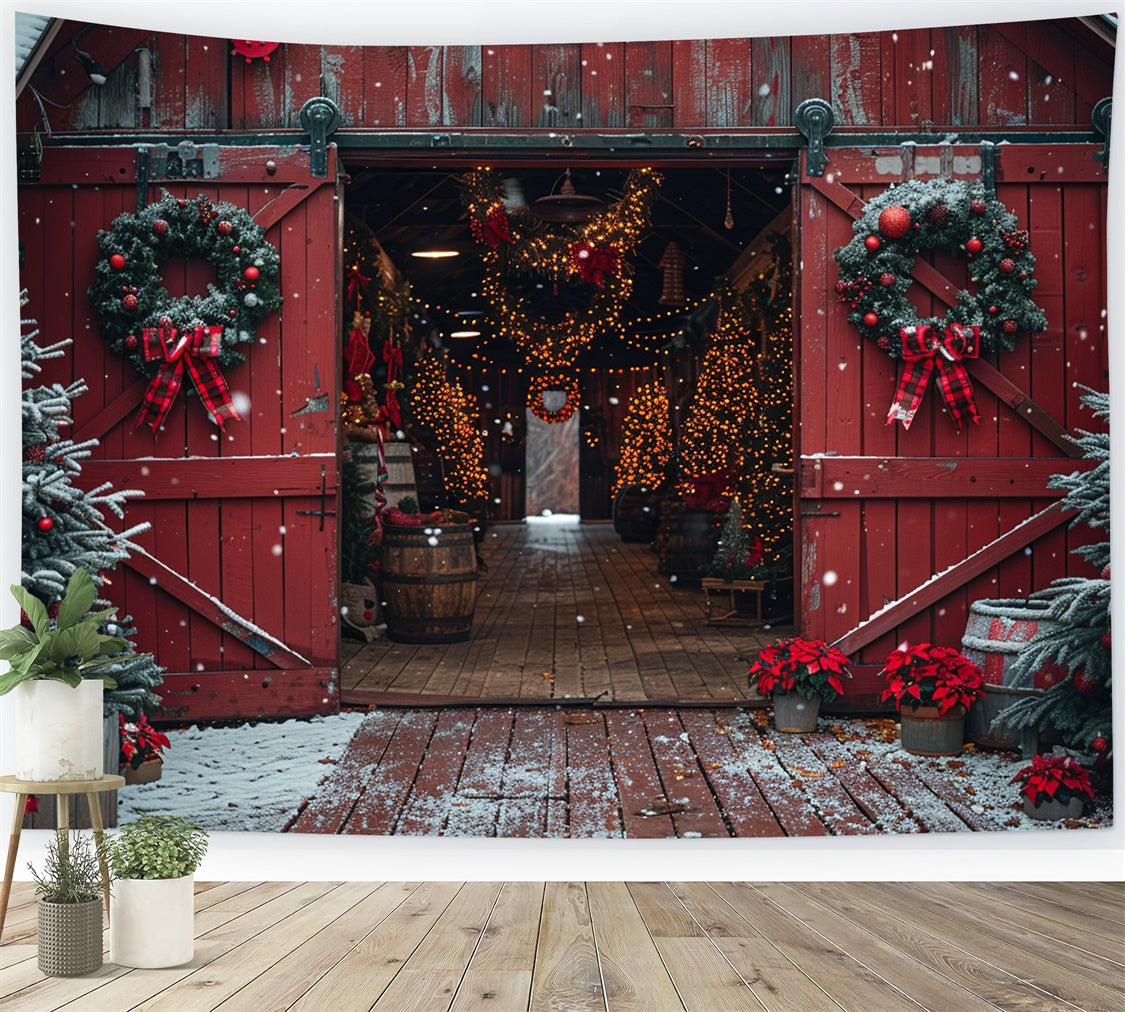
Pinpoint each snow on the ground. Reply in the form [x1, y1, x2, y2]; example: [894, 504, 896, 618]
[118, 711, 368, 832]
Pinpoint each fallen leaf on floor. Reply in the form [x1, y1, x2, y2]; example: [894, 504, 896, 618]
[637, 798, 690, 817]
[541, 671, 554, 681]
[830, 760, 846, 768]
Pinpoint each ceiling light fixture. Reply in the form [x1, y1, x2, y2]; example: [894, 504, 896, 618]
[411, 249, 460, 259]
[530, 168, 604, 223]
[449, 329, 482, 339]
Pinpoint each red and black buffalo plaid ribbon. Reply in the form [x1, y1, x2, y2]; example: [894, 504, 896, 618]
[136, 326, 242, 431]
[886, 323, 981, 432]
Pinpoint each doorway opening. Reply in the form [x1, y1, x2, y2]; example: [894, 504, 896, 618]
[338, 159, 796, 704]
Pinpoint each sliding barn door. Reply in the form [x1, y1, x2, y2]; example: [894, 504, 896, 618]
[794, 143, 1107, 688]
[19, 144, 342, 720]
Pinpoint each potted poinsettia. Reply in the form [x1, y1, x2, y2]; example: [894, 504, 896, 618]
[0, 568, 132, 781]
[749, 636, 851, 732]
[880, 643, 986, 755]
[119, 712, 170, 784]
[108, 814, 209, 967]
[1012, 754, 1095, 821]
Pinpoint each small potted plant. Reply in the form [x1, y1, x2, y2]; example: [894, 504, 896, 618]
[107, 814, 208, 968]
[880, 643, 986, 755]
[0, 568, 132, 781]
[1012, 753, 1095, 821]
[118, 712, 171, 784]
[749, 636, 851, 732]
[29, 830, 107, 977]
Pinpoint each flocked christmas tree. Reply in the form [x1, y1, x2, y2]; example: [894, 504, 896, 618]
[613, 378, 672, 494]
[21, 292, 163, 719]
[706, 498, 764, 581]
[995, 389, 1111, 759]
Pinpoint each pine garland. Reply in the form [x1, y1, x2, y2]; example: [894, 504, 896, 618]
[88, 191, 281, 376]
[834, 178, 1046, 356]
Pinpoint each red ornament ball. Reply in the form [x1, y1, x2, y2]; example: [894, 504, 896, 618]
[924, 203, 949, 227]
[1092, 735, 1108, 754]
[876, 335, 891, 350]
[999, 257, 1016, 273]
[862, 311, 879, 327]
[878, 205, 911, 239]
[879, 273, 895, 286]
[1003, 320, 1018, 334]
[243, 265, 260, 282]
[153, 219, 168, 235]
[1071, 669, 1097, 694]
[124, 333, 139, 349]
[177, 199, 186, 207]
[864, 235, 881, 252]
[109, 253, 126, 270]
[122, 293, 139, 311]
[217, 220, 233, 235]
[1101, 631, 1112, 650]
[966, 237, 983, 254]
[232, 245, 241, 253]
[970, 199, 986, 214]
[37, 516, 54, 533]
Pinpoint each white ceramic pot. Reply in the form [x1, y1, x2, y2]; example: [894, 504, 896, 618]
[110, 875, 195, 968]
[12, 678, 104, 781]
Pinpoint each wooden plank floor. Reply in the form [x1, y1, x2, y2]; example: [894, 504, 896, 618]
[283, 707, 1113, 838]
[3, 881, 1122, 1010]
[342, 523, 783, 705]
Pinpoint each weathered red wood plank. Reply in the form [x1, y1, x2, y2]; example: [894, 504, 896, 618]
[944, 24, 980, 126]
[705, 38, 753, 128]
[322, 46, 366, 128]
[496, 798, 547, 838]
[769, 734, 877, 835]
[122, 544, 310, 669]
[830, 33, 882, 127]
[501, 711, 555, 799]
[290, 712, 400, 833]
[531, 45, 582, 129]
[669, 40, 707, 129]
[442, 46, 483, 127]
[624, 41, 673, 129]
[865, 755, 972, 833]
[79, 455, 333, 499]
[641, 710, 731, 838]
[457, 709, 514, 797]
[805, 733, 919, 833]
[481, 45, 532, 128]
[751, 35, 790, 126]
[405, 46, 443, 127]
[799, 456, 1089, 499]
[363, 47, 408, 127]
[580, 42, 624, 128]
[603, 710, 676, 839]
[676, 710, 786, 837]
[790, 35, 831, 110]
[978, 23, 1029, 126]
[154, 667, 338, 723]
[397, 710, 477, 836]
[563, 713, 623, 838]
[183, 34, 228, 130]
[834, 502, 1071, 656]
[908, 759, 1007, 832]
[345, 709, 441, 834]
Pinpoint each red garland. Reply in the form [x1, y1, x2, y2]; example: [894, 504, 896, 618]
[136, 326, 242, 431]
[886, 323, 981, 432]
[569, 242, 621, 287]
[345, 265, 371, 303]
[470, 205, 513, 249]
[383, 340, 404, 430]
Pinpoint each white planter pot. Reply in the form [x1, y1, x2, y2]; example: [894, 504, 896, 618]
[110, 875, 195, 968]
[12, 678, 104, 781]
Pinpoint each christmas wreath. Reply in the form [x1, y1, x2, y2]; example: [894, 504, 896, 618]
[527, 372, 580, 424]
[834, 179, 1047, 431]
[88, 192, 281, 430]
[89, 191, 281, 375]
[834, 179, 1046, 356]
[460, 167, 660, 422]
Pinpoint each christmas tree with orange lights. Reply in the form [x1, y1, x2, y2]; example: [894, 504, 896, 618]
[614, 379, 672, 494]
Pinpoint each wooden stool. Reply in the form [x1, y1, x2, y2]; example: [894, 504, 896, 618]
[0, 774, 124, 940]
[701, 577, 767, 626]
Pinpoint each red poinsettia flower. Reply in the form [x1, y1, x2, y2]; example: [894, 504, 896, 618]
[879, 642, 986, 715]
[749, 637, 851, 703]
[119, 712, 171, 770]
[1011, 754, 1095, 807]
[24, 795, 38, 816]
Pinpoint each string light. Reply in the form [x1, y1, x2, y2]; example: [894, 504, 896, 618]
[614, 379, 672, 494]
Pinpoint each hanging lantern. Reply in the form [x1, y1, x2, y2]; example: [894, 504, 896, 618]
[658, 242, 686, 306]
[529, 168, 604, 223]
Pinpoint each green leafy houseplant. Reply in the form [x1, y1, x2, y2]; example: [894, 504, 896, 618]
[0, 568, 129, 694]
[108, 815, 209, 880]
[29, 830, 105, 904]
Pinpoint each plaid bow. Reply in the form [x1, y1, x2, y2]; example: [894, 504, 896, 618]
[886, 323, 981, 432]
[136, 326, 242, 431]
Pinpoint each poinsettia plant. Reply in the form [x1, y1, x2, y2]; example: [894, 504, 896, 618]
[1011, 753, 1095, 807]
[879, 642, 986, 715]
[748, 637, 851, 703]
[119, 712, 170, 770]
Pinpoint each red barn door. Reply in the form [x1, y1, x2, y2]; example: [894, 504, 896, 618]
[794, 143, 1107, 700]
[19, 144, 342, 721]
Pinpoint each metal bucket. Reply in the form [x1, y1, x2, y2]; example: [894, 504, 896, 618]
[900, 705, 965, 756]
[772, 691, 821, 732]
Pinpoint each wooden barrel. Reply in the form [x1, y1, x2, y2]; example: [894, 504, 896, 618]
[612, 486, 660, 543]
[660, 508, 720, 588]
[380, 522, 478, 643]
[960, 597, 1060, 688]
